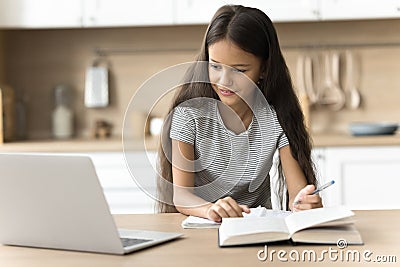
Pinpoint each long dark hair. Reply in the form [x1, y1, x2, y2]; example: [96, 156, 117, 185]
[156, 5, 317, 212]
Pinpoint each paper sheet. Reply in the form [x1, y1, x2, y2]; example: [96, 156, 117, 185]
[181, 207, 292, 229]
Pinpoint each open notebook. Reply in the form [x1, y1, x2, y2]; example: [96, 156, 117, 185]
[218, 206, 363, 246]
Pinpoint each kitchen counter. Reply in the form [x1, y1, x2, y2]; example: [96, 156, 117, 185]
[0, 133, 399, 153]
[311, 132, 400, 147]
[0, 137, 159, 153]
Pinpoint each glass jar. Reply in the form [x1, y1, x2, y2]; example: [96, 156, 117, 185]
[52, 84, 74, 139]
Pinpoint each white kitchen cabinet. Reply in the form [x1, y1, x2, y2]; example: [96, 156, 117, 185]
[272, 145, 400, 210]
[175, 0, 400, 23]
[324, 146, 400, 210]
[83, 0, 174, 27]
[0, 0, 83, 28]
[1, 0, 399, 29]
[173, 0, 320, 25]
[320, 0, 400, 20]
[240, 0, 320, 22]
[0, 0, 174, 29]
[173, 0, 227, 25]
[312, 147, 326, 181]
[87, 151, 157, 214]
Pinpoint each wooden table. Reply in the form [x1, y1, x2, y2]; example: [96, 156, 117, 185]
[0, 210, 399, 266]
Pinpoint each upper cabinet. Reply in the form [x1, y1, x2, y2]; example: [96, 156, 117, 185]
[173, 0, 400, 24]
[83, 0, 174, 27]
[234, 0, 320, 22]
[0, 0, 83, 28]
[173, 0, 226, 25]
[0, 0, 399, 29]
[173, 0, 320, 24]
[0, 0, 174, 29]
[320, 0, 400, 20]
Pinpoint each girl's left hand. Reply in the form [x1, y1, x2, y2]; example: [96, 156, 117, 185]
[292, 185, 323, 212]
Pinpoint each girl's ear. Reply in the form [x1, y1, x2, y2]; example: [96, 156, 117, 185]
[257, 64, 266, 86]
[258, 73, 265, 84]
[257, 77, 264, 86]
[260, 60, 268, 76]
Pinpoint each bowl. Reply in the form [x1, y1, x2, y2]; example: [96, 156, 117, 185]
[349, 122, 399, 136]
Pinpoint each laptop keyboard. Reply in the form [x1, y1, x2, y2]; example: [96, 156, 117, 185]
[120, 237, 153, 248]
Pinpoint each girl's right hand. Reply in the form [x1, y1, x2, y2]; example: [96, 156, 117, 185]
[206, 196, 250, 222]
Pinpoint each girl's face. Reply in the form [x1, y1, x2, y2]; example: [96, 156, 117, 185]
[208, 39, 263, 109]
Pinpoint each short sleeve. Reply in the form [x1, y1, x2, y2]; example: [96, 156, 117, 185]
[169, 106, 195, 145]
[277, 131, 289, 149]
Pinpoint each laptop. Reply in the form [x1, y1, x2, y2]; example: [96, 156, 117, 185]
[0, 153, 182, 255]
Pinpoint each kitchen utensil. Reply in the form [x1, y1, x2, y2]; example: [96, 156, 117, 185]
[319, 52, 346, 111]
[349, 122, 398, 136]
[303, 55, 320, 105]
[344, 50, 361, 110]
[296, 55, 310, 128]
[84, 57, 109, 108]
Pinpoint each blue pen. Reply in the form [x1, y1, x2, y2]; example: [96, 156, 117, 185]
[310, 180, 335, 195]
[294, 180, 335, 205]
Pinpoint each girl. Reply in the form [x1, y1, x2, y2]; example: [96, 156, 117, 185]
[156, 5, 322, 222]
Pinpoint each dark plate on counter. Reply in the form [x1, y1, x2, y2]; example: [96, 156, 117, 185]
[349, 122, 399, 136]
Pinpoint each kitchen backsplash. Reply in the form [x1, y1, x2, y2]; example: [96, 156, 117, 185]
[1, 19, 400, 139]
[279, 19, 400, 135]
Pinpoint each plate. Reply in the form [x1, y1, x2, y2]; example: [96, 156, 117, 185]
[349, 122, 399, 136]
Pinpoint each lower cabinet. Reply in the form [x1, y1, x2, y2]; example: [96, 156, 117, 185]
[323, 146, 400, 210]
[86, 151, 157, 214]
[272, 146, 400, 210]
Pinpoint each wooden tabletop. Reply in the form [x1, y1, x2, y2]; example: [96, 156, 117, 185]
[0, 210, 399, 267]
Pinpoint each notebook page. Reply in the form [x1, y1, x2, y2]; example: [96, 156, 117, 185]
[181, 216, 220, 229]
[220, 216, 290, 238]
[263, 209, 292, 218]
[181, 207, 291, 228]
[285, 206, 355, 236]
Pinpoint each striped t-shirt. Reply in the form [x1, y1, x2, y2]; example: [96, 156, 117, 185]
[169, 98, 289, 208]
